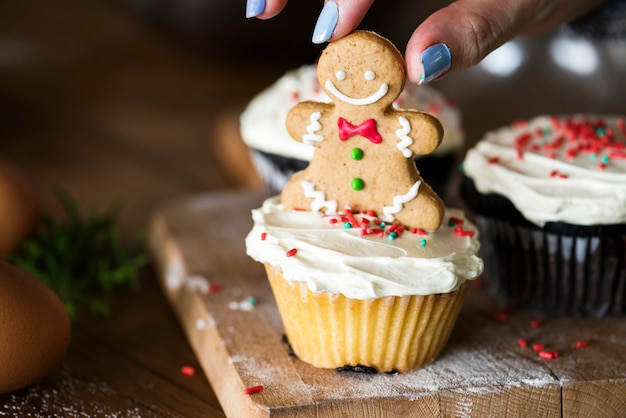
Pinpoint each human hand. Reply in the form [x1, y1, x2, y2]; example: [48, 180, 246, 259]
[246, 0, 606, 84]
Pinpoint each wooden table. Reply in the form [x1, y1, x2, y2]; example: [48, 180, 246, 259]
[1, 1, 625, 416]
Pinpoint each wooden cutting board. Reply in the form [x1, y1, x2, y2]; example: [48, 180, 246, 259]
[148, 189, 626, 417]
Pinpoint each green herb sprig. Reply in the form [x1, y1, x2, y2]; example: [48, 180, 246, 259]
[8, 191, 148, 321]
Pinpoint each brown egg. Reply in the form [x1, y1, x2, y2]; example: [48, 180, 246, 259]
[0, 159, 40, 257]
[0, 262, 71, 394]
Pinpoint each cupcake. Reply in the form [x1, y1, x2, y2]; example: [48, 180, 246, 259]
[245, 31, 483, 372]
[240, 64, 464, 195]
[461, 114, 626, 317]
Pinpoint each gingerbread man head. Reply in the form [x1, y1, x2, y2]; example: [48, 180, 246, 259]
[282, 31, 445, 231]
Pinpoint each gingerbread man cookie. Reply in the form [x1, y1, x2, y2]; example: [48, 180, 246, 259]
[282, 31, 445, 231]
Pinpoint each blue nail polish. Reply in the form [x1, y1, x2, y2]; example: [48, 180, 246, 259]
[246, 0, 265, 18]
[312, 1, 338, 44]
[419, 43, 451, 84]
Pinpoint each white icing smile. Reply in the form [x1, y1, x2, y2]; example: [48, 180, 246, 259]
[324, 78, 388, 106]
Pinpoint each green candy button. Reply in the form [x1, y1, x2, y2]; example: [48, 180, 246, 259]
[351, 177, 365, 191]
[350, 147, 364, 160]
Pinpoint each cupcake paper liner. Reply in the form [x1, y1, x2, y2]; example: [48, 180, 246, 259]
[265, 264, 468, 372]
[462, 177, 626, 317]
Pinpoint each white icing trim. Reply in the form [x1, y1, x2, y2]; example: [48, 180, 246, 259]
[302, 111, 323, 145]
[380, 181, 421, 222]
[302, 181, 338, 214]
[324, 79, 388, 106]
[395, 116, 413, 158]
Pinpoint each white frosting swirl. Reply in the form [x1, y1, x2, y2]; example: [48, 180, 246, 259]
[462, 114, 626, 226]
[245, 197, 483, 299]
[240, 64, 464, 160]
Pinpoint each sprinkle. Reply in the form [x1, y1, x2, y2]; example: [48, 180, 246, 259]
[328, 218, 339, 224]
[411, 228, 428, 236]
[532, 343, 545, 351]
[448, 216, 464, 226]
[538, 350, 559, 360]
[575, 340, 589, 349]
[388, 232, 398, 241]
[244, 385, 264, 395]
[181, 366, 195, 376]
[208, 283, 223, 294]
[518, 338, 528, 348]
[344, 222, 352, 229]
[529, 319, 542, 328]
[487, 156, 500, 164]
[598, 163, 607, 170]
[492, 312, 509, 322]
[454, 226, 475, 237]
[247, 297, 258, 306]
[419, 239, 427, 247]
[286, 248, 298, 257]
[261, 232, 267, 240]
[344, 209, 360, 228]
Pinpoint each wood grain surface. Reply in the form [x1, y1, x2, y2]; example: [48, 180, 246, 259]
[149, 189, 626, 417]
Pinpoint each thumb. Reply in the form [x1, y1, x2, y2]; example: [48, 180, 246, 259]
[405, 0, 605, 84]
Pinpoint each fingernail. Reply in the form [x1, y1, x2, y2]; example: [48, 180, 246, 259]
[246, 0, 265, 18]
[418, 43, 451, 84]
[312, 1, 338, 44]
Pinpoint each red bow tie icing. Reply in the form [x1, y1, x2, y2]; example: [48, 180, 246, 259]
[338, 117, 382, 144]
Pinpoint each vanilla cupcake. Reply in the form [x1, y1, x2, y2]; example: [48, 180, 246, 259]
[461, 114, 626, 317]
[240, 64, 464, 194]
[246, 197, 483, 372]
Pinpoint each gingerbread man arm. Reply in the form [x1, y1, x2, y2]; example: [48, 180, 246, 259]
[391, 110, 444, 157]
[286, 101, 334, 145]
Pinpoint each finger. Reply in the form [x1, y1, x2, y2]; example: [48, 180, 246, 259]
[246, 0, 288, 19]
[312, 0, 376, 44]
[405, 0, 605, 84]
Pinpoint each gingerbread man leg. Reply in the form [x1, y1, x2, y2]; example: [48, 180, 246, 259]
[385, 180, 444, 231]
[282, 172, 339, 214]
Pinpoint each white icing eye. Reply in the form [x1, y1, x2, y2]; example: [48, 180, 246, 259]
[336, 70, 346, 81]
[364, 70, 375, 80]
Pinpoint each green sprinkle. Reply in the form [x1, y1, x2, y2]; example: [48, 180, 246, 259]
[459, 163, 465, 173]
[344, 222, 352, 229]
[247, 297, 257, 306]
[602, 155, 610, 164]
[351, 177, 365, 191]
[389, 232, 398, 241]
[379, 222, 386, 228]
[419, 239, 427, 247]
[590, 153, 597, 161]
[350, 147, 364, 160]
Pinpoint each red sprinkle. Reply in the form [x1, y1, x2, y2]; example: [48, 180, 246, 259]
[518, 338, 528, 348]
[492, 312, 509, 322]
[532, 343, 545, 351]
[539, 350, 559, 360]
[454, 226, 476, 237]
[244, 385, 264, 395]
[530, 319, 542, 328]
[181, 366, 195, 376]
[208, 283, 223, 294]
[286, 248, 298, 257]
[575, 340, 589, 349]
[487, 156, 500, 164]
[260, 232, 267, 241]
[411, 228, 428, 236]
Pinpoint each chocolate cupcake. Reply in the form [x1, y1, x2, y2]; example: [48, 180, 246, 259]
[461, 114, 626, 317]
